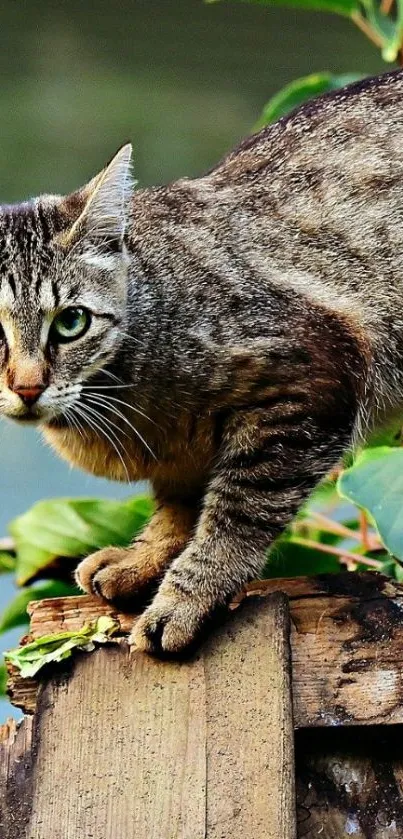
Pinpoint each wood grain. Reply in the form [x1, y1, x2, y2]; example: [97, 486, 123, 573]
[28, 647, 206, 839]
[11, 572, 403, 728]
[21, 593, 295, 839]
[3, 574, 403, 838]
[204, 593, 296, 839]
[0, 717, 33, 839]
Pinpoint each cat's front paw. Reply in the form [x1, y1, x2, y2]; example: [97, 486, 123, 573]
[76, 547, 128, 595]
[130, 584, 208, 655]
[75, 545, 154, 605]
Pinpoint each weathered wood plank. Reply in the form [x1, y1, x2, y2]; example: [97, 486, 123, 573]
[28, 647, 206, 839]
[291, 589, 403, 728]
[4, 576, 403, 838]
[11, 572, 403, 728]
[22, 593, 295, 839]
[27, 572, 398, 641]
[0, 717, 33, 839]
[204, 593, 296, 839]
[296, 726, 403, 838]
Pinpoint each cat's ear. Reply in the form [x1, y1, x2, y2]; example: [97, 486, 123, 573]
[57, 144, 134, 250]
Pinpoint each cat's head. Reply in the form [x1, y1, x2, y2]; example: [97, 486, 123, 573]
[0, 144, 133, 425]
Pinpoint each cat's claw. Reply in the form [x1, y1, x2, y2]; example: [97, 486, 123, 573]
[75, 546, 130, 596]
[76, 545, 163, 604]
[130, 588, 207, 655]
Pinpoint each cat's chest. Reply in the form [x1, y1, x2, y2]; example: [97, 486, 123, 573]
[42, 411, 215, 490]
[42, 424, 148, 482]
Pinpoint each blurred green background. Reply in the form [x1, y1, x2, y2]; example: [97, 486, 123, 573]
[0, 0, 384, 716]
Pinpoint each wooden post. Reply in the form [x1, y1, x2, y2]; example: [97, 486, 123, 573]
[3, 593, 296, 839]
[4, 571, 403, 838]
[0, 717, 33, 839]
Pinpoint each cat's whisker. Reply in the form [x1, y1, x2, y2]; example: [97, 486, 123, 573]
[98, 368, 125, 384]
[68, 406, 91, 442]
[80, 383, 136, 390]
[77, 399, 131, 441]
[83, 393, 158, 460]
[66, 408, 87, 442]
[118, 331, 145, 346]
[77, 401, 136, 472]
[64, 407, 85, 440]
[73, 402, 132, 484]
[86, 391, 151, 422]
[82, 389, 161, 429]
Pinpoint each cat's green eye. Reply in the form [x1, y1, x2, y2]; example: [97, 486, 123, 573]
[50, 307, 91, 343]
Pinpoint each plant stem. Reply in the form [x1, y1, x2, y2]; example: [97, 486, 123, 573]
[291, 536, 384, 569]
[359, 509, 370, 551]
[327, 465, 343, 482]
[351, 11, 386, 47]
[307, 510, 381, 550]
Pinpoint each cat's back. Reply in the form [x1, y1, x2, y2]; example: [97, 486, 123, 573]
[212, 69, 403, 197]
[167, 69, 400, 329]
[128, 70, 403, 347]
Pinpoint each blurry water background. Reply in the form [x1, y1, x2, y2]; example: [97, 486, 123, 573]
[0, 0, 383, 716]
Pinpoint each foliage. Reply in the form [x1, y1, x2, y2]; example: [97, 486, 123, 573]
[11, 496, 153, 586]
[0, 581, 81, 635]
[0, 495, 152, 634]
[255, 73, 364, 127]
[5, 616, 119, 679]
[0, 497, 152, 697]
[2, 0, 403, 698]
[207, 0, 360, 15]
[338, 448, 403, 562]
[209, 0, 403, 63]
[0, 665, 6, 696]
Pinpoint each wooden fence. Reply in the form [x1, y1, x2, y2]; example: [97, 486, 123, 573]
[1, 571, 403, 838]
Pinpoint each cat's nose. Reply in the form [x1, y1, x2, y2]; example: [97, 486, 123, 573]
[11, 383, 45, 405]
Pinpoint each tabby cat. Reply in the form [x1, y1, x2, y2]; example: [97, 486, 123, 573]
[0, 69, 401, 653]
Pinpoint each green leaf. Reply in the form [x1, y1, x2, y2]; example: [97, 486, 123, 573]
[257, 72, 364, 127]
[379, 557, 399, 579]
[5, 616, 119, 679]
[207, 0, 360, 18]
[0, 551, 16, 573]
[338, 447, 403, 561]
[0, 663, 7, 696]
[264, 537, 340, 577]
[0, 581, 78, 635]
[366, 417, 403, 448]
[10, 495, 154, 586]
[302, 478, 339, 511]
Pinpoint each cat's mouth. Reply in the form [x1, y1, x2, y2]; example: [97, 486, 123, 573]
[10, 403, 63, 425]
[9, 403, 72, 428]
[12, 412, 43, 425]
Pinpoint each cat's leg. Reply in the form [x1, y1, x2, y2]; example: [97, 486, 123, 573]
[75, 499, 198, 603]
[131, 397, 358, 654]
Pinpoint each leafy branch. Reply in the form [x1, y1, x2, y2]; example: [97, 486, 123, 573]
[210, 0, 403, 124]
[210, 0, 403, 61]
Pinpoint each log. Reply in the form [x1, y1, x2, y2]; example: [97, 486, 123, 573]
[5, 594, 296, 839]
[10, 572, 403, 728]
